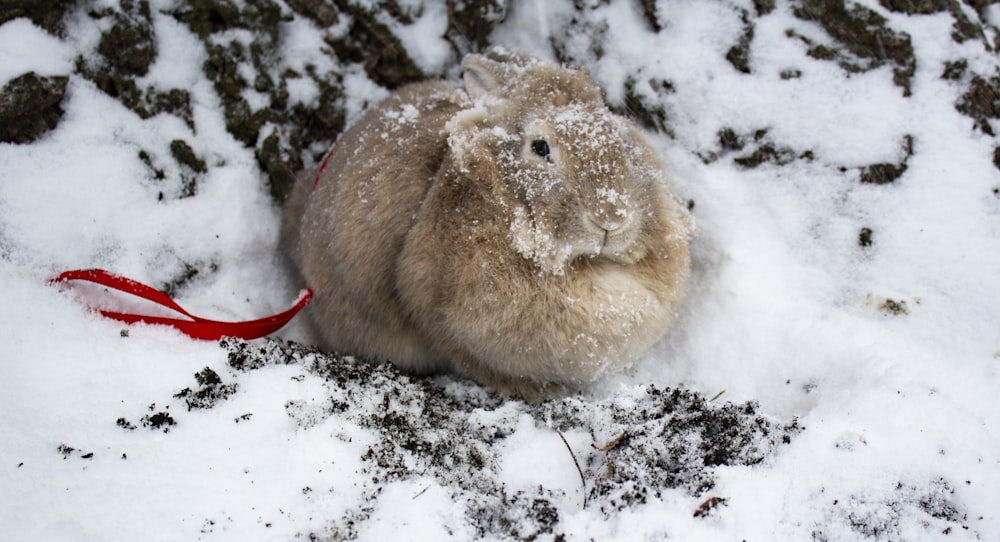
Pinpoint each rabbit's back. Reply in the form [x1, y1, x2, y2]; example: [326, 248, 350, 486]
[282, 81, 467, 370]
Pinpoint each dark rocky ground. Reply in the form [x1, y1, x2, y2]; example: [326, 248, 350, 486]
[3, 0, 997, 194]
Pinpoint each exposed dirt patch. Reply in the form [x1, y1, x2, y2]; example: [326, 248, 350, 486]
[726, 9, 756, 74]
[859, 226, 874, 247]
[859, 134, 914, 184]
[0, 0, 74, 35]
[140, 409, 177, 433]
[617, 76, 675, 134]
[75, 1, 195, 128]
[956, 72, 1000, 136]
[700, 127, 813, 168]
[879, 0, 949, 14]
[791, 0, 916, 96]
[324, 4, 423, 89]
[214, 338, 801, 539]
[0, 72, 68, 144]
[445, 0, 508, 55]
[174, 367, 239, 410]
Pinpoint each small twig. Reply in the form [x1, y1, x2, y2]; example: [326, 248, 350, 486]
[591, 432, 627, 478]
[708, 389, 726, 403]
[556, 429, 587, 509]
[593, 431, 626, 452]
[412, 485, 430, 500]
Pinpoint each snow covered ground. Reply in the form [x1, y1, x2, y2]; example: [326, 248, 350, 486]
[2, 0, 999, 540]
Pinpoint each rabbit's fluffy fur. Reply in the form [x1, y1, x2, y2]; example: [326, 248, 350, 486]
[282, 48, 692, 397]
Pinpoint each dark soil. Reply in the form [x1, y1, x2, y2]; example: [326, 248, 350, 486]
[140, 410, 177, 432]
[0, 0, 74, 35]
[0, 72, 68, 144]
[859, 227, 874, 247]
[215, 338, 801, 539]
[39, 0, 995, 206]
[726, 10, 756, 74]
[700, 127, 813, 168]
[618, 77, 674, 134]
[174, 367, 239, 410]
[859, 134, 914, 184]
[956, 73, 1000, 136]
[791, 0, 916, 96]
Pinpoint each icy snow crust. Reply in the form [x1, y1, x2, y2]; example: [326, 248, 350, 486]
[2, 1, 1000, 540]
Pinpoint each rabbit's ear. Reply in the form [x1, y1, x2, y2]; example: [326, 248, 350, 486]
[462, 54, 506, 100]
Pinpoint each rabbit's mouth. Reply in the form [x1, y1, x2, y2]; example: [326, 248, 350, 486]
[509, 203, 647, 274]
[583, 213, 645, 264]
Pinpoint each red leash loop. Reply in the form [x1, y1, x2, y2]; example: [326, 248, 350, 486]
[51, 269, 312, 340]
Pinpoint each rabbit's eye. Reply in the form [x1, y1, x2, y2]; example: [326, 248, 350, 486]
[531, 140, 551, 159]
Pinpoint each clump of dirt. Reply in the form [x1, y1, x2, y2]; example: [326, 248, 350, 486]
[163, 0, 347, 202]
[638, 0, 661, 32]
[859, 134, 914, 184]
[616, 76, 675, 134]
[157, 259, 217, 298]
[0, 0, 74, 35]
[726, 10, 756, 74]
[75, 1, 194, 129]
[324, 2, 424, 90]
[942, 59, 968, 81]
[790, 0, 916, 96]
[753, 0, 776, 15]
[445, 0, 509, 55]
[169, 139, 208, 198]
[0, 72, 69, 144]
[58, 443, 76, 458]
[879, 298, 910, 316]
[140, 409, 177, 432]
[56, 443, 95, 460]
[955, 72, 1000, 136]
[285, 0, 339, 27]
[941, 55, 999, 144]
[860, 162, 906, 184]
[700, 127, 813, 168]
[879, 0, 948, 14]
[541, 387, 801, 507]
[116, 417, 137, 431]
[859, 227, 874, 247]
[550, 2, 686, 135]
[217, 338, 800, 539]
[174, 367, 239, 410]
[867, 294, 911, 316]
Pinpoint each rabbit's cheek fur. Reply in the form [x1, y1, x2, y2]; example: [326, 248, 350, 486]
[509, 204, 577, 274]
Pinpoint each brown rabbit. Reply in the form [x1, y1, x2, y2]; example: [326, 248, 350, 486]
[281, 48, 692, 397]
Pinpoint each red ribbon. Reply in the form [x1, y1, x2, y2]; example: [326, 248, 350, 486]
[51, 268, 312, 340]
[311, 141, 338, 192]
[52, 141, 338, 340]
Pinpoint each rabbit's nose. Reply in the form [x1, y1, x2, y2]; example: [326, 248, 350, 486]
[587, 213, 628, 234]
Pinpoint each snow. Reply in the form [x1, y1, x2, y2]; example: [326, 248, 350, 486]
[2, 1, 1000, 540]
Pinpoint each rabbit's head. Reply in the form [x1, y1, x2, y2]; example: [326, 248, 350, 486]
[448, 48, 685, 275]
